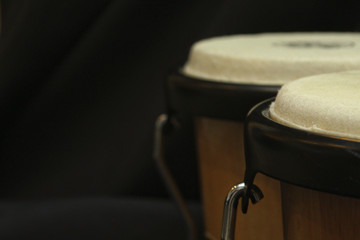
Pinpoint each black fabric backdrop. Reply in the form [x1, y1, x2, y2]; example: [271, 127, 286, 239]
[0, 0, 359, 200]
[0, 197, 203, 240]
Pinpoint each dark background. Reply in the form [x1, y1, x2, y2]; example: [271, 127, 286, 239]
[1, 0, 359, 200]
[0, 0, 359, 239]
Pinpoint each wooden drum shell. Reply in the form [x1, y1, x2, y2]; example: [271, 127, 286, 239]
[282, 183, 360, 240]
[196, 118, 283, 240]
[166, 74, 281, 240]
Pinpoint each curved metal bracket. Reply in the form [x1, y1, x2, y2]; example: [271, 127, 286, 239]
[221, 182, 263, 240]
[154, 114, 197, 240]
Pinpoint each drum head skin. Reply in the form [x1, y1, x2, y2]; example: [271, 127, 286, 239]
[184, 33, 360, 85]
[270, 70, 360, 140]
[245, 99, 360, 199]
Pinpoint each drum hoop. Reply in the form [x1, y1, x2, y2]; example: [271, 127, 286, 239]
[244, 98, 360, 199]
[166, 71, 279, 121]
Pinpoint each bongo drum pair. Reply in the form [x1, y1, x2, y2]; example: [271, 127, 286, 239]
[158, 33, 360, 240]
[223, 71, 360, 240]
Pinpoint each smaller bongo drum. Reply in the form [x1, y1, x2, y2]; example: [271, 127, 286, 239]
[223, 70, 360, 240]
[159, 33, 360, 240]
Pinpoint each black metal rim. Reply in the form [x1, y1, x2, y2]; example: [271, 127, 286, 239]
[166, 72, 280, 121]
[244, 98, 360, 199]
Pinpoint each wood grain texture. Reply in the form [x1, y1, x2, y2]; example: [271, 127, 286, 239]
[282, 183, 360, 240]
[195, 117, 284, 240]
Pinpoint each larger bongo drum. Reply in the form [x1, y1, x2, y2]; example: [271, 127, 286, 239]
[234, 71, 360, 240]
[166, 33, 360, 240]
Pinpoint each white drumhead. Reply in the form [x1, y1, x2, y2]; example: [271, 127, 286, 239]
[183, 33, 360, 85]
[270, 70, 360, 139]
